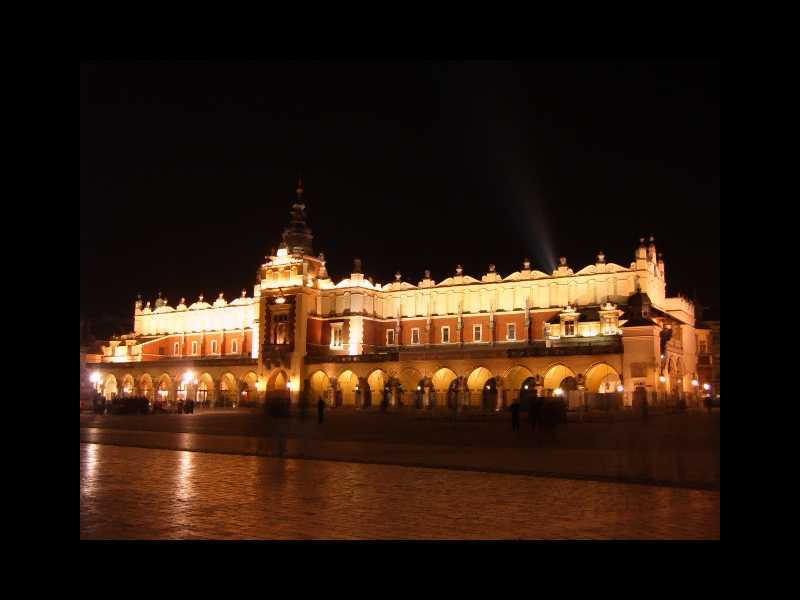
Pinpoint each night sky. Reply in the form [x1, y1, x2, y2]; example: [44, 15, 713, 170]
[80, 60, 719, 336]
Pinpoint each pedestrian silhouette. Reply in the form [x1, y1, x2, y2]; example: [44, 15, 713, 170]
[510, 400, 520, 431]
[317, 397, 325, 424]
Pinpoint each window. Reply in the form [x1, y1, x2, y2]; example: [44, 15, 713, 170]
[159, 347, 165, 356]
[411, 328, 420, 345]
[192, 341, 199, 355]
[330, 323, 343, 348]
[174, 342, 179, 355]
[699, 340, 707, 354]
[441, 326, 450, 343]
[602, 315, 617, 335]
[232, 339, 238, 354]
[563, 320, 575, 337]
[211, 339, 218, 354]
[473, 325, 482, 342]
[386, 329, 395, 345]
[507, 323, 516, 341]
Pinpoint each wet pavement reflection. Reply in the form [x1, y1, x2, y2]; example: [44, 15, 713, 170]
[80, 443, 719, 540]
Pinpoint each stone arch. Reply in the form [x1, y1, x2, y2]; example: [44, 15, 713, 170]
[156, 373, 172, 404]
[504, 365, 536, 408]
[431, 367, 458, 391]
[466, 366, 493, 408]
[240, 371, 258, 406]
[394, 367, 422, 408]
[219, 372, 237, 407]
[101, 373, 118, 400]
[543, 364, 576, 391]
[138, 373, 154, 401]
[268, 369, 289, 390]
[121, 374, 135, 396]
[584, 362, 621, 393]
[366, 369, 389, 409]
[503, 364, 535, 389]
[309, 370, 332, 405]
[197, 372, 214, 407]
[466, 366, 493, 391]
[337, 369, 359, 406]
[503, 365, 534, 404]
[431, 367, 458, 408]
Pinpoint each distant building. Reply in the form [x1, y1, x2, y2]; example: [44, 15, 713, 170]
[86, 180, 710, 410]
[696, 307, 720, 395]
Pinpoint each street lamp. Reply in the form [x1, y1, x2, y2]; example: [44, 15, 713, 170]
[692, 379, 699, 387]
[553, 387, 564, 397]
[703, 383, 711, 391]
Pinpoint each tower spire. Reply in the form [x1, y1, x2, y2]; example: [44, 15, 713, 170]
[281, 178, 313, 256]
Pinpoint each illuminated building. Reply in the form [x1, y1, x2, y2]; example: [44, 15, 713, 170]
[87, 180, 709, 411]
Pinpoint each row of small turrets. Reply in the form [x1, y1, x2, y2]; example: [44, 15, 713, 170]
[135, 290, 250, 312]
[635, 235, 665, 279]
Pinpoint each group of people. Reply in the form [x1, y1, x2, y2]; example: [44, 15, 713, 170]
[509, 398, 565, 437]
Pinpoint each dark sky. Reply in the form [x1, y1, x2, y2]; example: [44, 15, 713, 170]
[80, 60, 719, 332]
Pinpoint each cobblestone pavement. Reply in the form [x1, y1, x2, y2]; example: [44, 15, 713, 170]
[80, 411, 720, 489]
[80, 443, 720, 540]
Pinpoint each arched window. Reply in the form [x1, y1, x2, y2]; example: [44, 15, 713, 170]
[232, 339, 239, 354]
[192, 341, 198, 355]
[211, 339, 218, 354]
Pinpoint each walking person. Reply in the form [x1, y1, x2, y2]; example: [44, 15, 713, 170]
[317, 397, 325, 424]
[511, 400, 520, 431]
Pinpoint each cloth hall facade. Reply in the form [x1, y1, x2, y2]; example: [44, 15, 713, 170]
[86, 182, 711, 411]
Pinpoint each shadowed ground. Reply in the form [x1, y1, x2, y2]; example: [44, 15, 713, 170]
[80, 409, 720, 489]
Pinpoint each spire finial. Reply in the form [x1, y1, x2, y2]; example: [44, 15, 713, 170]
[296, 176, 304, 196]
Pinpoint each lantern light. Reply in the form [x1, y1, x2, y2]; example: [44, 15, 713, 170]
[274, 295, 286, 304]
[692, 379, 699, 387]
[90, 372, 101, 384]
[659, 375, 666, 383]
[553, 388, 564, 396]
[616, 384, 624, 393]
[703, 383, 711, 391]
